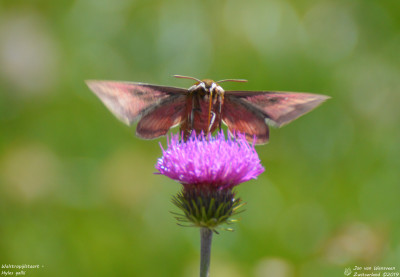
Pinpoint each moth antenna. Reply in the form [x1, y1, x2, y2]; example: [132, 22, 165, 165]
[217, 79, 248, 83]
[173, 75, 201, 82]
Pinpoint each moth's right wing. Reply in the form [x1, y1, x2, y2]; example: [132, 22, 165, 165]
[135, 93, 187, 139]
[86, 80, 187, 125]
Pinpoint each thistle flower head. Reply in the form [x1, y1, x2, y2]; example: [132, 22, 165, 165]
[155, 131, 265, 231]
[156, 131, 264, 190]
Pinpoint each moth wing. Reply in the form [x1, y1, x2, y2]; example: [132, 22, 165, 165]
[225, 91, 330, 127]
[86, 80, 187, 125]
[136, 94, 187, 139]
[222, 96, 269, 144]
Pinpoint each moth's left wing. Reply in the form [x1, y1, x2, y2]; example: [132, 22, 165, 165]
[225, 91, 330, 127]
[222, 96, 270, 144]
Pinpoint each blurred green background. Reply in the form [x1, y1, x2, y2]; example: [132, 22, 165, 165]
[1, 0, 399, 276]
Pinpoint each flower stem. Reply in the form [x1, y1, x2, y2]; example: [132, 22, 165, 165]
[200, 227, 213, 277]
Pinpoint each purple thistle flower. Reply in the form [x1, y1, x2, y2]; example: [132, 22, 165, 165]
[155, 131, 265, 276]
[156, 131, 264, 190]
[155, 131, 265, 232]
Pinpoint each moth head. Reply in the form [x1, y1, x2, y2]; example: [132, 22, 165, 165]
[193, 79, 224, 95]
[174, 75, 247, 95]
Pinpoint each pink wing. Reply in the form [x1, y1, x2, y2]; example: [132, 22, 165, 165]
[222, 96, 270, 144]
[225, 91, 330, 127]
[86, 80, 187, 125]
[136, 94, 187, 139]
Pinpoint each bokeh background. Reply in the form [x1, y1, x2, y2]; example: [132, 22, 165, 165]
[1, 0, 399, 276]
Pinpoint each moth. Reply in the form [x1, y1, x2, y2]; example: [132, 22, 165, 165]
[86, 75, 329, 144]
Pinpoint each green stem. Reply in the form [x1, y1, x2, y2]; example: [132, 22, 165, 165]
[200, 228, 213, 277]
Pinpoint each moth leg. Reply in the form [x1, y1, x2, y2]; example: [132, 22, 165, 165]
[209, 111, 216, 133]
[207, 90, 213, 135]
[218, 93, 224, 131]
